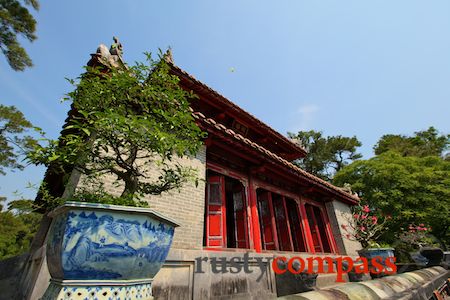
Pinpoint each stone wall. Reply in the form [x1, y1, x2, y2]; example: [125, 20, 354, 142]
[142, 146, 206, 250]
[152, 248, 360, 300]
[153, 248, 276, 300]
[76, 145, 207, 250]
[325, 200, 362, 257]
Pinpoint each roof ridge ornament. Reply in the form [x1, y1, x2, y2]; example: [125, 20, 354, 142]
[289, 136, 304, 149]
[340, 183, 359, 198]
[89, 36, 127, 69]
[110, 36, 123, 57]
[163, 47, 174, 64]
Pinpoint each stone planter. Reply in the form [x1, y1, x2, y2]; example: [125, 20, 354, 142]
[419, 247, 444, 266]
[42, 201, 179, 300]
[358, 248, 395, 279]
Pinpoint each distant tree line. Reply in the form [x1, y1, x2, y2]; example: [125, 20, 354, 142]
[0, 105, 42, 259]
[290, 127, 450, 248]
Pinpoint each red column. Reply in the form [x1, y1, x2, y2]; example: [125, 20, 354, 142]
[299, 198, 315, 253]
[248, 176, 262, 252]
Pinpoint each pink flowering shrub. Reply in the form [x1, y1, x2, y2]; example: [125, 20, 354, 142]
[394, 223, 441, 263]
[398, 224, 437, 249]
[341, 203, 390, 248]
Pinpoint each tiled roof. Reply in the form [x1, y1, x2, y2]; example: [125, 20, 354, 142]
[192, 111, 360, 204]
[168, 63, 308, 157]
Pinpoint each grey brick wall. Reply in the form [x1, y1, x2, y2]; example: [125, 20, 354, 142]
[76, 145, 207, 250]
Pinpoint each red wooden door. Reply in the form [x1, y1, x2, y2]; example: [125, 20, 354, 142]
[205, 175, 226, 247]
[286, 198, 307, 252]
[312, 205, 332, 253]
[232, 188, 249, 248]
[257, 191, 277, 250]
[305, 204, 324, 252]
[273, 196, 293, 251]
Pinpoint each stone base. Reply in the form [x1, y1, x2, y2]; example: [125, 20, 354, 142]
[41, 280, 153, 300]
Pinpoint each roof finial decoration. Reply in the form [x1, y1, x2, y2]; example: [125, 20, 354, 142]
[110, 36, 123, 58]
[163, 47, 174, 64]
[89, 36, 126, 68]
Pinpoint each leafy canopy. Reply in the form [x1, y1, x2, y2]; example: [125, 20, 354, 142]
[0, 0, 39, 71]
[0, 105, 42, 259]
[0, 197, 41, 260]
[288, 130, 362, 181]
[374, 126, 449, 158]
[334, 151, 450, 247]
[28, 53, 205, 208]
[0, 105, 40, 175]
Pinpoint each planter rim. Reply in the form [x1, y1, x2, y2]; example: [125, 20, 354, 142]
[50, 278, 152, 286]
[419, 246, 443, 250]
[48, 201, 180, 227]
[359, 247, 395, 251]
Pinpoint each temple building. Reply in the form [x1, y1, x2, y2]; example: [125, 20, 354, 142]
[27, 46, 363, 300]
[120, 52, 363, 298]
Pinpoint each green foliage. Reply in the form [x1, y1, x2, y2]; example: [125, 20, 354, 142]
[0, 105, 42, 258]
[334, 151, 450, 248]
[374, 126, 449, 157]
[28, 53, 205, 209]
[288, 130, 362, 181]
[0, 198, 41, 260]
[0, 105, 41, 175]
[0, 0, 39, 71]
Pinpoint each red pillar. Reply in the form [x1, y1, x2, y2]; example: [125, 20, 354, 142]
[248, 177, 262, 253]
[299, 198, 315, 253]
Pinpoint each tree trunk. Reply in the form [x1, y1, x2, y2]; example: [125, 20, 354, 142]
[121, 173, 138, 198]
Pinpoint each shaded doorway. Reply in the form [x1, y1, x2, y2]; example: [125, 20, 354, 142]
[204, 172, 249, 249]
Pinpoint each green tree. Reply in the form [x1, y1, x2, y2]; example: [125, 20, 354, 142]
[288, 130, 362, 181]
[374, 126, 449, 157]
[0, 105, 42, 259]
[0, 0, 39, 71]
[0, 197, 41, 259]
[0, 105, 40, 175]
[28, 53, 205, 209]
[334, 151, 450, 248]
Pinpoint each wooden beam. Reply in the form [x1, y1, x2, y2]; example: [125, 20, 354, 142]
[250, 165, 266, 174]
[204, 137, 214, 147]
[209, 139, 262, 165]
[257, 137, 269, 144]
[215, 112, 226, 120]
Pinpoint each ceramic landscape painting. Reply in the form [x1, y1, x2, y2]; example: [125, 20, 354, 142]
[47, 203, 176, 281]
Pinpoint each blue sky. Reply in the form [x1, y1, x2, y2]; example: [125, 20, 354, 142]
[1, 0, 450, 201]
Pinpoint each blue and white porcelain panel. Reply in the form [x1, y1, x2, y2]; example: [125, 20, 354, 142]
[47, 204, 176, 281]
